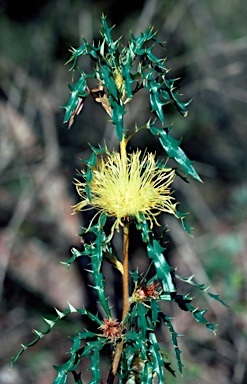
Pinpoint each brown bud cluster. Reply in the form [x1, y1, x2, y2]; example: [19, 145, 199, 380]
[135, 281, 159, 300]
[100, 318, 122, 340]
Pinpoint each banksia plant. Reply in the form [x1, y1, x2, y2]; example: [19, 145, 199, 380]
[10, 15, 228, 384]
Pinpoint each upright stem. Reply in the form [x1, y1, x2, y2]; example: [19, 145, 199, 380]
[107, 137, 130, 384]
[107, 222, 130, 384]
[122, 222, 130, 321]
[120, 137, 127, 164]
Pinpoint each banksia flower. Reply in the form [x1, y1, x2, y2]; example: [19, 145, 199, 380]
[73, 150, 178, 237]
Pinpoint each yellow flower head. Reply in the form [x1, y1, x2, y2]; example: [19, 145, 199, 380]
[72, 150, 178, 235]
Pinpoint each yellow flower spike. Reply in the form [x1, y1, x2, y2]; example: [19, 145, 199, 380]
[72, 150, 178, 237]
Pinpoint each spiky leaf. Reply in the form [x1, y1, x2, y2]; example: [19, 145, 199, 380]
[62, 74, 88, 123]
[175, 273, 229, 307]
[150, 125, 202, 181]
[53, 371, 67, 384]
[147, 239, 176, 293]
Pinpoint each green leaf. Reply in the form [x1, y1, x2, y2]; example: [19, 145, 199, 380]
[70, 336, 81, 354]
[10, 301, 106, 370]
[135, 215, 152, 243]
[141, 359, 153, 384]
[77, 330, 99, 340]
[111, 100, 126, 141]
[148, 332, 165, 383]
[175, 273, 229, 307]
[82, 338, 106, 359]
[88, 348, 101, 384]
[121, 62, 134, 99]
[100, 64, 118, 99]
[101, 14, 115, 46]
[145, 46, 168, 72]
[53, 335, 106, 384]
[150, 125, 202, 181]
[147, 239, 176, 293]
[10, 306, 70, 369]
[207, 292, 229, 307]
[161, 314, 183, 374]
[175, 209, 193, 236]
[150, 299, 160, 326]
[150, 91, 168, 124]
[52, 371, 67, 384]
[62, 74, 88, 123]
[171, 92, 191, 116]
[144, 74, 168, 124]
[184, 303, 218, 334]
[53, 353, 80, 373]
[124, 344, 137, 371]
[66, 40, 88, 70]
[80, 225, 111, 317]
[61, 247, 83, 268]
[130, 26, 156, 54]
[131, 303, 149, 338]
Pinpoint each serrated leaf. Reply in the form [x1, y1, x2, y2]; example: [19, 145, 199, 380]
[87, 231, 112, 317]
[101, 14, 115, 46]
[62, 74, 88, 123]
[150, 125, 202, 181]
[88, 348, 101, 384]
[130, 26, 156, 54]
[76, 307, 102, 326]
[43, 318, 55, 327]
[185, 303, 217, 334]
[61, 247, 83, 268]
[82, 338, 106, 358]
[171, 92, 191, 116]
[207, 292, 229, 307]
[100, 64, 118, 99]
[144, 75, 167, 124]
[159, 293, 172, 301]
[131, 303, 149, 338]
[53, 353, 80, 373]
[69, 337, 81, 355]
[124, 344, 137, 371]
[66, 41, 87, 71]
[151, 299, 160, 325]
[146, 46, 168, 71]
[175, 209, 193, 236]
[52, 371, 67, 384]
[161, 314, 183, 374]
[121, 62, 134, 99]
[135, 215, 152, 243]
[78, 330, 99, 339]
[150, 92, 168, 124]
[175, 273, 229, 307]
[111, 100, 126, 141]
[147, 239, 176, 292]
[148, 332, 165, 383]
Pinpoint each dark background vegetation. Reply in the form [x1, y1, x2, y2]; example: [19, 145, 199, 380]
[0, 0, 247, 383]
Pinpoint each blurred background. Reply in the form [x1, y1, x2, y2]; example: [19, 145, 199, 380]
[0, 0, 247, 383]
